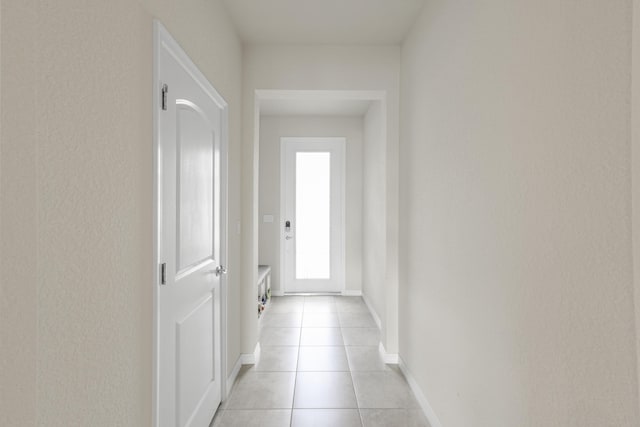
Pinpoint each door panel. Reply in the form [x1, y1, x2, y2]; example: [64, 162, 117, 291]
[156, 23, 224, 427]
[177, 105, 215, 272]
[281, 138, 345, 293]
[176, 294, 213, 427]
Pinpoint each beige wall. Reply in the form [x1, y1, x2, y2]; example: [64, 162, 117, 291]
[0, 1, 242, 425]
[362, 102, 386, 325]
[634, 0, 640, 413]
[1, 1, 37, 425]
[400, 1, 639, 426]
[258, 115, 364, 294]
[243, 45, 401, 354]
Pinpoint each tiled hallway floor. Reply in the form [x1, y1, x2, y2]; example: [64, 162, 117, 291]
[212, 296, 431, 427]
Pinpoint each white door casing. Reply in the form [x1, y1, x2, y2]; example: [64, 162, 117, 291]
[154, 22, 228, 427]
[280, 137, 345, 293]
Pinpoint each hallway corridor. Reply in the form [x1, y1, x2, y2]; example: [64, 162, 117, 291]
[211, 296, 430, 427]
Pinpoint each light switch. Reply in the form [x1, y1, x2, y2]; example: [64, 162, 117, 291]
[263, 215, 274, 223]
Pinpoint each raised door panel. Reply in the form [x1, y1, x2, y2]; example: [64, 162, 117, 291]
[176, 103, 215, 274]
[176, 294, 214, 427]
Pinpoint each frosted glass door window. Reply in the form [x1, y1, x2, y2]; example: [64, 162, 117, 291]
[295, 152, 331, 279]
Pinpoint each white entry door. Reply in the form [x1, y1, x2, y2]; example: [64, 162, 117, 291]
[155, 23, 226, 427]
[281, 138, 345, 293]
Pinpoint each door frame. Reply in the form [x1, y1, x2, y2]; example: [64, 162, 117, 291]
[152, 21, 229, 427]
[280, 137, 346, 294]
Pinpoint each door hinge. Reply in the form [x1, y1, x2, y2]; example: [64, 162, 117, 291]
[161, 84, 168, 111]
[160, 262, 167, 285]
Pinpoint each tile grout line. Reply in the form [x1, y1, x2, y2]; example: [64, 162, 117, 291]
[288, 299, 306, 427]
[343, 307, 365, 427]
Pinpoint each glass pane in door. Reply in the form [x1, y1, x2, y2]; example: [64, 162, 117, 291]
[295, 152, 331, 279]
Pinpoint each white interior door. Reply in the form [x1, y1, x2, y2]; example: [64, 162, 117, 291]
[281, 138, 345, 293]
[155, 23, 226, 427]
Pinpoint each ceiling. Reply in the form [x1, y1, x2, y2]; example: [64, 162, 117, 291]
[221, 0, 427, 45]
[260, 98, 373, 117]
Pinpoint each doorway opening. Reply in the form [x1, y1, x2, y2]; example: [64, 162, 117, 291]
[243, 88, 396, 385]
[254, 90, 386, 304]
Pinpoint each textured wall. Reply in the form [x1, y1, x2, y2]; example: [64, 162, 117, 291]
[0, 0, 242, 425]
[362, 102, 386, 325]
[633, 0, 640, 414]
[258, 115, 364, 294]
[400, 0, 639, 426]
[1, 0, 38, 425]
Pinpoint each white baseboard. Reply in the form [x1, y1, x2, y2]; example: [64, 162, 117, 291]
[271, 289, 284, 297]
[378, 342, 399, 364]
[398, 356, 443, 427]
[341, 289, 362, 296]
[225, 356, 242, 398]
[361, 293, 382, 330]
[240, 342, 261, 365]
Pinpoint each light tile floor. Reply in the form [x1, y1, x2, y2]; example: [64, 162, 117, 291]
[212, 296, 431, 427]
